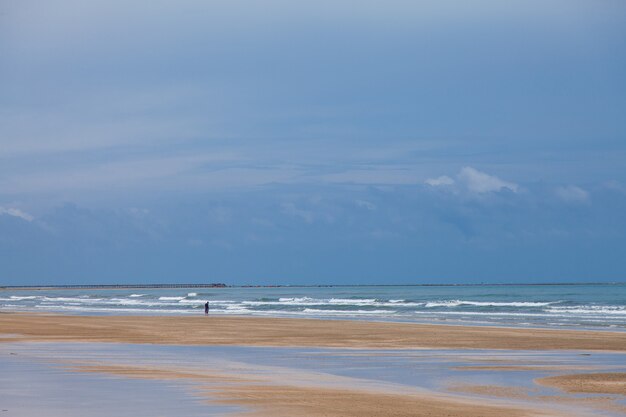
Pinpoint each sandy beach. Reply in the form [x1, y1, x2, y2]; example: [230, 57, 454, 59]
[72, 364, 536, 417]
[4, 0, 626, 413]
[1, 312, 626, 417]
[536, 373, 626, 395]
[2, 312, 626, 350]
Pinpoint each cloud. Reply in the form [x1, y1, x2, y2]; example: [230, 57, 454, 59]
[0, 206, 34, 222]
[556, 185, 589, 203]
[425, 176, 455, 186]
[603, 180, 626, 195]
[281, 203, 314, 223]
[355, 200, 377, 210]
[457, 167, 518, 194]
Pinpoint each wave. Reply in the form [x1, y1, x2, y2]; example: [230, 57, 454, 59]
[33, 305, 195, 314]
[242, 299, 320, 306]
[1, 288, 624, 330]
[109, 298, 168, 306]
[411, 310, 624, 320]
[42, 297, 104, 303]
[546, 306, 626, 315]
[328, 298, 377, 305]
[424, 300, 560, 308]
[244, 298, 421, 308]
[178, 299, 208, 305]
[239, 297, 553, 309]
[302, 308, 393, 315]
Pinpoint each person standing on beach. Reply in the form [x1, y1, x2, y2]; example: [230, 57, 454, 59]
[204, 301, 209, 315]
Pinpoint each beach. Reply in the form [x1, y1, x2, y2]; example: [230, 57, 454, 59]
[1, 312, 626, 417]
[2, 312, 626, 350]
[4, 0, 626, 414]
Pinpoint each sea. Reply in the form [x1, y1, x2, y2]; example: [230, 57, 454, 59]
[1, 284, 625, 330]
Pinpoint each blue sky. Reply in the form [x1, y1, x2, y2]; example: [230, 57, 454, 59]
[1, 0, 625, 285]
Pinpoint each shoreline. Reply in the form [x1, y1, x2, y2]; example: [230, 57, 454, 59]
[2, 312, 626, 351]
[3, 284, 623, 330]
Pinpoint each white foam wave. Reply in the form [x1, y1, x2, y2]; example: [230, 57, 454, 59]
[187, 292, 197, 297]
[328, 298, 377, 305]
[178, 299, 207, 305]
[412, 311, 562, 318]
[278, 297, 316, 303]
[411, 310, 624, 320]
[206, 310, 248, 315]
[547, 306, 626, 315]
[42, 297, 103, 303]
[243, 298, 420, 308]
[110, 298, 166, 306]
[380, 301, 423, 307]
[129, 294, 145, 298]
[34, 305, 195, 314]
[302, 308, 393, 315]
[424, 300, 558, 308]
[242, 299, 319, 306]
[158, 296, 185, 301]
[223, 307, 252, 314]
[9, 295, 39, 300]
[279, 297, 311, 301]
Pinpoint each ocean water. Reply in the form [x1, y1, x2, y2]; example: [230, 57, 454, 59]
[1, 284, 625, 330]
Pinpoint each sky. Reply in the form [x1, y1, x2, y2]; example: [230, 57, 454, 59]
[1, 0, 625, 285]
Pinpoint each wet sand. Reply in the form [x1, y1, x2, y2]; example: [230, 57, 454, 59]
[2, 313, 626, 416]
[74, 364, 544, 417]
[536, 373, 626, 395]
[212, 383, 537, 417]
[2, 312, 626, 351]
[450, 383, 626, 416]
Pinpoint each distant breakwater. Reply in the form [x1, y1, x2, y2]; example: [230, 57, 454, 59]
[1, 283, 227, 290]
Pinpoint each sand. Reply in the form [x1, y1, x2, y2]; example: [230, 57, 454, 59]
[536, 373, 626, 395]
[2, 312, 626, 351]
[450, 383, 626, 415]
[3, 312, 626, 417]
[214, 384, 537, 417]
[74, 364, 546, 417]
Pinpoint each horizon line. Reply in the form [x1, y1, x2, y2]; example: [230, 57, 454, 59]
[1, 282, 623, 290]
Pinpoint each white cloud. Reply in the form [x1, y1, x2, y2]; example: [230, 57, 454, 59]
[603, 180, 626, 195]
[0, 206, 34, 222]
[281, 203, 314, 223]
[425, 176, 455, 187]
[556, 185, 589, 203]
[355, 200, 376, 210]
[457, 167, 518, 194]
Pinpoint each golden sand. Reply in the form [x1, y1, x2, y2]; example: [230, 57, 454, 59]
[536, 372, 626, 395]
[2, 312, 626, 351]
[74, 364, 549, 417]
[3, 313, 625, 417]
[450, 383, 626, 416]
